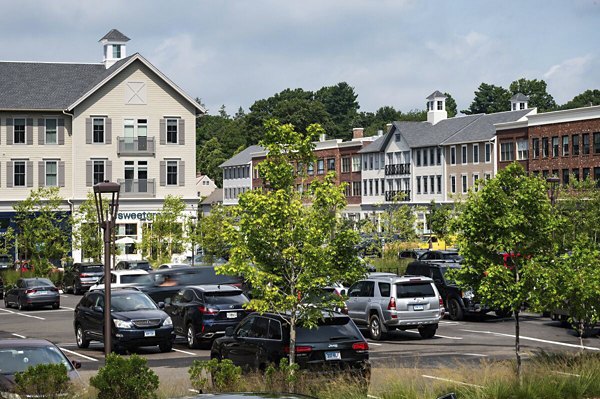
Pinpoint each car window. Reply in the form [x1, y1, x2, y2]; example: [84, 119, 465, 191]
[182, 290, 195, 303]
[378, 282, 390, 297]
[16, 279, 25, 289]
[361, 281, 375, 297]
[297, 317, 361, 341]
[396, 282, 436, 298]
[431, 268, 444, 282]
[204, 291, 248, 305]
[419, 253, 430, 261]
[81, 265, 103, 273]
[250, 317, 269, 338]
[347, 282, 363, 297]
[268, 319, 282, 340]
[0, 345, 73, 374]
[133, 262, 151, 270]
[79, 294, 92, 308]
[94, 295, 104, 308]
[26, 279, 53, 287]
[111, 293, 157, 311]
[236, 316, 255, 337]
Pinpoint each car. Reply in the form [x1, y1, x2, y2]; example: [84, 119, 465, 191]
[63, 262, 104, 294]
[345, 275, 443, 340]
[164, 285, 250, 349]
[188, 254, 227, 266]
[0, 254, 12, 271]
[4, 277, 60, 310]
[211, 312, 370, 379]
[158, 263, 191, 270]
[417, 250, 463, 263]
[398, 249, 427, 259]
[73, 288, 175, 353]
[115, 259, 152, 271]
[88, 269, 153, 291]
[0, 338, 81, 395]
[0, 274, 4, 300]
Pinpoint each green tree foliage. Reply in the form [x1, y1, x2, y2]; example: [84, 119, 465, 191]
[72, 192, 104, 262]
[14, 363, 72, 398]
[197, 136, 228, 187]
[450, 163, 554, 379]
[380, 195, 417, 243]
[90, 353, 159, 399]
[140, 195, 186, 265]
[189, 358, 242, 393]
[315, 82, 360, 140]
[13, 187, 71, 273]
[427, 201, 452, 247]
[560, 89, 600, 110]
[462, 83, 511, 115]
[219, 119, 366, 366]
[197, 204, 234, 261]
[509, 78, 557, 112]
[443, 92, 458, 118]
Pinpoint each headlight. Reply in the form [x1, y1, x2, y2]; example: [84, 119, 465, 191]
[163, 316, 173, 327]
[113, 319, 134, 328]
[462, 290, 474, 299]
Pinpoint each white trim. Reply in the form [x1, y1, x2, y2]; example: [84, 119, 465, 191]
[461, 144, 468, 165]
[472, 143, 480, 165]
[449, 174, 456, 194]
[461, 173, 468, 194]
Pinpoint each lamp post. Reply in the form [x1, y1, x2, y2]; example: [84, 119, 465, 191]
[546, 176, 560, 206]
[190, 215, 197, 267]
[93, 181, 121, 359]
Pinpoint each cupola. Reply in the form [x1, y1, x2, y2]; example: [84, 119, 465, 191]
[99, 29, 130, 69]
[510, 93, 529, 111]
[426, 91, 447, 125]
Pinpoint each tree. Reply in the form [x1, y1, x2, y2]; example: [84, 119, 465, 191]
[13, 187, 71, 273]
[450, 163, 554, 380]
[72, 192, 104, 262]
[197, 137, 228, 187]
[380, 194, 417, 243]
[462, 83, 511, 115]
[427, 201, 452, 248]
[140, 195, 186, 265]
[560, 89, 600, 110]
[219, 119, 366, 368]
[443, 92, 458, 118]
[197, 204, 235, 261]
[509, 78, 557, 112]
[315, 82, 360, 140]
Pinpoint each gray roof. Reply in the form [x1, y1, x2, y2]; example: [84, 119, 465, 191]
[511, 93, 529, 101]
[357, 134, 387, 153]
[442, 109, 532, 145]
[200, 188, 223, 205]
[100, 29, 130, 42]
[0, 55, 134, 110]
[219, 145, 264, 167]
[426, 90, 446, 100]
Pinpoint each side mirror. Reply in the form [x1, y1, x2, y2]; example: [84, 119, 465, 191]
[225, 326, 234, 337]
[71, 359, 81, 369]
[158, 301, 165, 309]
[92, 306, 103, 313]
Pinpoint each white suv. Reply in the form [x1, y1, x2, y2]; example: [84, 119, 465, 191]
[88, 270, 153, 291]
[346, 275, 444, 340]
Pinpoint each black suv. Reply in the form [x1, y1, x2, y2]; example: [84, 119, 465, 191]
[63, 262, 104, 294]
[115, 260, 152, 271]
[211, 312, 370, 379]
[164, 285, 250, 349]
[73, 289, 175, 353]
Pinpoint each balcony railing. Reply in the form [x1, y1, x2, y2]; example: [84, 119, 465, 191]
[385, 163, 410, 175]
[385, 190, 410, 202]
[117, 137, 155, 156]
[118, 178, 156, 198]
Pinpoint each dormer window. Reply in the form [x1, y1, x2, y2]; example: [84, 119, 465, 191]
[113, 45, 121, 58]
[520, 102, 525, 110]
[437, 101, 443, 110]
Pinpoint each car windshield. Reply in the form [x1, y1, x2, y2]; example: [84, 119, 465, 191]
[0, 255, 11, 263]
[204, 291, 248, 305]
[82, 265, 103, 273]
[442, 253, 462, 261]
[111, 293, 157, 311]
[297, 317, 360, 341]
[0, 345, 72, 375]
[396, 282, 436, 298]
[120, 274, 154, 285]
[26, 279, 53, 287]
[132, 262, 150, 269]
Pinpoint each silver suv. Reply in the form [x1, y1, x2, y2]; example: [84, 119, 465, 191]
[346, 275, 444, 340]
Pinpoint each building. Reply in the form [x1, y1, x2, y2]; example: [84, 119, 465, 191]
[220, 145, 264, 205]
[196, 173, 217, 198]
[0, 29, 205, 262]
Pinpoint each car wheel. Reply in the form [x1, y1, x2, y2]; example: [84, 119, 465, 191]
[187, 324, 200, 349]
[76, 325, 90, 349]
[159, 341, 173, 353]
[369, 314, 384, 341]
[74, 282, 81, 295]
[52, 302, 60, 310]
[418, 324, 437, 339]
[17, 298, 25, 311]
[4, 298, 9, 308]
[448, 298, 464, 321]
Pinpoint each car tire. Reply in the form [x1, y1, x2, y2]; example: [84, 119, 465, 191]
[418, 324, 437, 339]
[52, 302, 60, 309]
[4, 298, 9, 308]
[369, 314, 384, 341]
[74, 282, 81, 295]
[448, 298, 464, 321]
[75, 325, 90, 349]
[187, 324, 200, 349]
[159, 341, 173, 353]
[17, 298, 25, 311]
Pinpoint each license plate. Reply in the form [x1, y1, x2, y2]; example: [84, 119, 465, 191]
[144, 330, 155, 337]
[325, 351, 341, 361]
[226, 312, 237, 319]
[413, 304, 424, 311]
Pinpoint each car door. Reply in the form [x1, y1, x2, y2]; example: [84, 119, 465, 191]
[6, 279, 22, 305]
[430, 267, 448, 300]
[87, 293, 106, 340]
[222, 316, 257, 367]
[165, 290, 187, 334]
[346, 281, 364, 323]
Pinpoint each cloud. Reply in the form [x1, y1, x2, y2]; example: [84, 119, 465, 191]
[425, 31, 491, 61]
[543, 55, 598, 103]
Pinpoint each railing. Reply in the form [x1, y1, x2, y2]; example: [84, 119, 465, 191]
[117, 137, 156, 156]
[118, 178, 156, 197]
[385, 190, 410, 202]
[384, 163, 410, 175]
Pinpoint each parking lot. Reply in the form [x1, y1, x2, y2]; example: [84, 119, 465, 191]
[2, 292, 599, 379]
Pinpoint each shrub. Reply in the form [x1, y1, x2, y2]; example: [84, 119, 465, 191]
[14, 362, 72, 398]
[189, 358, 241, 393]
[89, 353, 159, 399]
[264, 358, 300, 392]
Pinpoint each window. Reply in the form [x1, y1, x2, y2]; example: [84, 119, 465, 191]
[532, 138, 540, 159]
[436, 148, 442, 165]
[369, 155, 374, 170]
[542, 137, 549, 158]
[517, 139, 528, 160]
[374, 179, 379, 196]
[473, 144, 480, 164]
[416, 151, 421, 167]
[562, 169, 569, 185]
[436, 175, 441, 194]
[423, 176, 428, 194]
[500, 142, 514, 162]
[583, 168, 590, 181]
[167, 160, 178, 185]
[552, 136, 559, 157]
[363, 155, 368, 170]
[326, 158, 335, 171]
[363, 180, 367, 196]
[562, 136, 569, 156]
[416, 177, 421, 194]
[437, 101, 443, 110]
[484, 173, 491, 180]
[45, 161, 57, 187]
[583, 133, 590, 154]
[573, 168, 580, 181]
[473, 173, 479, 192]
[430, 148, 435, 166]
[13, 161, 26, 186]
[394, 133, 400, 142]
[450, 176, 456, 194]
[461, 145, 468, 164]
[112, 44, 121, 58]
[307, 163, 314, 176]
[317, 159, 324, 175]
[352, 155, 361, 172]
[369, 180, 373, 196]
[374, 154, 380, 170]
[594, 133, 600, 154]
[423, 149, 428, 167]
[93, 118, 104, 143]
[572, 135, 580, 156]
[45, 119, 57, 144]
[450, 146, 456, 165]
[430, 176, 435, 194]
[14, 118, 26, 144]
[166, 119, 178, 143]
[341, 157, 351, 173]
[462, 175, 468, 193]
[353, 181, 361, 196]
[93, 160, 105, 185]
[485, 143, 492, 163]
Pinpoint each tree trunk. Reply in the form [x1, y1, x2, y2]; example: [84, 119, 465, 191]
[515, 309, 522, 382]
[579, 320, 585, 351]
[288, 313, 297, 393]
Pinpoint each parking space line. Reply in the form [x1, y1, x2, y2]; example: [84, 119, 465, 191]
[59, 347, 99, 362]
[12, 333, 26, 339]
[422, 374, 483, 388]
[172, 348, 196, 356]
[436, 334, 463, 340]
[32, 307, 75, 313]
[464, 353, 487, 357]
[460, 329, 600, 351]
[440, 321, 461, 325]
[366, 341, 383, 346]
[553, 371, 580, 377]
[0, 308, 45, 320]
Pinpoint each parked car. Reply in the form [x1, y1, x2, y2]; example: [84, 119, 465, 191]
[0, 254, 12, 271]
[0, 338, 81, 395]
[164, 285, 250, 349]
[416, 250, 463, 263]
[88, 269, 153, 291]
[63, 262, 104, 294]
[0, 274, 4, 300]
[115, 259, 152, 271]
[211, 312, 370, 379]
[4, 277, 60, 310]
[158, 263, 191, 270]
[73, 288, 175, 353]
[398, 249, 426, 259]
[346, 275, 443, 340]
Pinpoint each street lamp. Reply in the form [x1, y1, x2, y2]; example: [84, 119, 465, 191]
[546, 176, 560, 206]
[93, 180, 121, 359]
[190, 215, 197, 267]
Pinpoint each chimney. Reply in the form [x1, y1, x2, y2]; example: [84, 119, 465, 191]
[319, 133, 326, 142]
[352, 128, 364, 139]
[386, 123, 393, 133]
[377, 130, 383, 137]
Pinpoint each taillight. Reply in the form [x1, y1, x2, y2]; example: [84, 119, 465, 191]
[25, 289, 36, 294]
[387, 297, 396, 311]
[352, 342, 369, 352]
[341, 304, 348, 315]
[439, 296, 444, 307]
[198, 305, 218, 315]
[80, 273, 88, 277]
[284, 345, 313, 354]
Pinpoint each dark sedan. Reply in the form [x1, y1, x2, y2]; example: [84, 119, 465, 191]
[211, 312, 370, 379]
[4, 278, 60, 310]
[165, 285, 250, 349]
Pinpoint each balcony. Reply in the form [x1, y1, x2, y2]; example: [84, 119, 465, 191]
[117, 137, 155, 156]
[118, 178, 156, 198]
[385, 163, 410, 175]
[385, 190, 410, 202]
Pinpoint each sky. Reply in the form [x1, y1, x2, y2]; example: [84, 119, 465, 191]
[0, 1, 598, 116]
